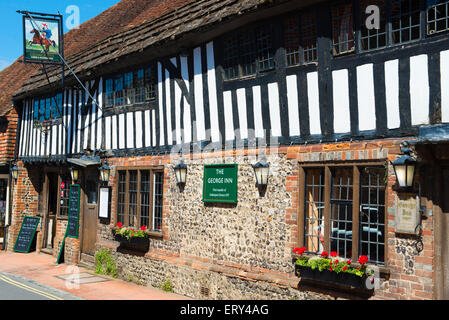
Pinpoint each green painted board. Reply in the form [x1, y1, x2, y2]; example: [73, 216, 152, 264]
[67, 184, 80, 239]
[13, 216, 40, 253]
[56, 229, 67, 265]
[203, 164, 238, 204]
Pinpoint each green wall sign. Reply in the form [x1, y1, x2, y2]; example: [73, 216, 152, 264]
[203, 164, 238, 204]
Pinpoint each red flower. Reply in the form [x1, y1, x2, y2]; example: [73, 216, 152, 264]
[116, 222, 122, 229]
[343, 266, 348, 271]
[141, 226, 147, 231]
[335, 260, 339, 264]
[329, 268, 333, 272]
[330, 251, 338, 258]
[347, 260, 352, 265]
[358, 255, 369, 265]
[321, 251, 329, 258]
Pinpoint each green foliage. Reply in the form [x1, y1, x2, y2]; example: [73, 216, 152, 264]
[296, 257, 369, 278]
[159, 279, 174, 293]
[95, 248, 118, 278]
[114, 226, 149, 240]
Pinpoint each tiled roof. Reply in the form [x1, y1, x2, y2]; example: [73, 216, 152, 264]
[15, 0, 293, 98]
[0, 0, 193, 115]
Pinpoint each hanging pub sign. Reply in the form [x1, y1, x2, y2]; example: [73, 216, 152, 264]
[203, 164, 238, 204]
[21, 12, 63, 64]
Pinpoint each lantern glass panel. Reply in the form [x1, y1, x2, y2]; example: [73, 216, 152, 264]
[394, 164, 407, 188]
[406, 164, 415, 187]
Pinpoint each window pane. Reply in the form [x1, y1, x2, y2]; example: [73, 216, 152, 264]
[105, 79, 114, 108]
[87, 180, 98, 205]
[34, 100, 40, 121]
[332, 4, 355, 55]
[427, 0, 449, 34]
[284, 16, 301, 66]
[360, 167, 386, 265]
[129, 171, 138, 227]
[117, 171, 126, 225]
[301, 12, 318, 63]
[240, 31, 257, 77]
[330, 168, 353, 259]
[140, 171, 151, 229]
[59, 176, 71, 216]
[255, 24, 275, 72]
[153, 171, 164, 232]
[114, 76, 124, 106]
[223, 35, 241, 80]
[360, 0, 387, 51]
[45, 98, 51, 120]
[39, 99, 45, 120]
[391, 0, 421, 44]
[304, 169, 325, 254]
[145, 67, 157, 102]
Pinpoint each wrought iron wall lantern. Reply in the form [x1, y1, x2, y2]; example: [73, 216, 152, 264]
[11, 163, 19, 180]
[174, 159, 187, 187]
[252, 156, 270, 188]
[69, 167, 79, 183]
[99, 160, 111, 183]
[392, 141, 417, 190]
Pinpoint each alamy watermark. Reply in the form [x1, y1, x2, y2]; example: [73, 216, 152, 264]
[66, 5, 80, 30]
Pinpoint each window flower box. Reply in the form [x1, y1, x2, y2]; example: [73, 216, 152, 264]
[114, 233, 150, 252]
[295, 265, 369, 290]
[293, 248, 374, 291]
[112, 223, 150, 252]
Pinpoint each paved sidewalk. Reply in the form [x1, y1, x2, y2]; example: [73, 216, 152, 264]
[0, 251, 191, 300]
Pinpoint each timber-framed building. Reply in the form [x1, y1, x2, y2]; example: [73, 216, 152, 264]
[6, 0, 449, 299]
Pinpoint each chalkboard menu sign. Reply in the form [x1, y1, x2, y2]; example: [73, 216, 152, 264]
[13, 216, 40, 253]
[68, 184, 81, 239]
[203, 164, 238, 204]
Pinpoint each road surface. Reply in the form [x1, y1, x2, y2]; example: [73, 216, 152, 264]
[0, 271, 82, 300]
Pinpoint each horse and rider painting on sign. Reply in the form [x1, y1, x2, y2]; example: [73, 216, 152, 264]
[23, 16, 61, 63]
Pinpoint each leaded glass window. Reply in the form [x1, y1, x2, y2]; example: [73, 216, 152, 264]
[428, 0, 449, 34]
[332, 3, 355, 55]
[391, 0, 421, 44]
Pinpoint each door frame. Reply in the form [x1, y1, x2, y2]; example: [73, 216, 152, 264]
[80, 167, 99, 256]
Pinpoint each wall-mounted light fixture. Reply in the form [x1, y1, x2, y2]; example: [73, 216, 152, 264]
[10, 163, 19, 180]
[392, 141, 417, 190]
[99, 161, 111, 183]
[174, 159, 187, 186]
[69, 167, 79, 183]
[252, 155, 270, 188]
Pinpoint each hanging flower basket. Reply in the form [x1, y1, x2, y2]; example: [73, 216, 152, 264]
[293, 248, 374, 291]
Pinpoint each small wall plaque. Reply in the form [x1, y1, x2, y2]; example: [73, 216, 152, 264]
[395, 193, 420, 235]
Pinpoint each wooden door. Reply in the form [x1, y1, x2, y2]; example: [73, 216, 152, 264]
[42, 173, 58, 251]
[81, 168, 99, 256]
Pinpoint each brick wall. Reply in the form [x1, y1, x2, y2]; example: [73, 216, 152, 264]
[8, 137, 434, 299]
[92, 137, 434, 300]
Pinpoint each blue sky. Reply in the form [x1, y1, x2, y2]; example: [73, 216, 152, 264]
[0, 0, 121, 71]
